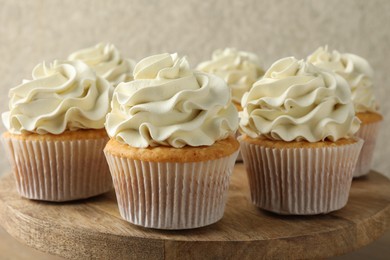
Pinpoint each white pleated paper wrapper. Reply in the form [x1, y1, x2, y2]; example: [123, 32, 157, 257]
[235, 130, 243, 162]
[1, 136, 112, 202]
[239, 138, 363, 215]
[353, 121, 381, 178]
[105, 150, 239, 230]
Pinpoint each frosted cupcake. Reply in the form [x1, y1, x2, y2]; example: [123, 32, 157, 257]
[1, 60, 114, 201]
[197, 48, 264, 161]
[308, 46, 382, 177]
[68, 42, 136, 86]
[197, 48, 264, 111]
[104, 53, 239, 229]
[239, 57, 363, 215]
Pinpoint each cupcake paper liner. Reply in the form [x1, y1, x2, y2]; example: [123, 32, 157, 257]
[104, 150, 239, 230]
[353, 121, 381, 177]
[235, 131, 243, 162]
[240, 138, 363, 215]
[1, 136, 112, 202]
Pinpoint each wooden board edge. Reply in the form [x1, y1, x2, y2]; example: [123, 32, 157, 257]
[162, 206, 390, 259]
[0, 197, 166, 259]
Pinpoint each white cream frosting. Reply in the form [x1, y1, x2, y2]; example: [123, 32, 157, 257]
[68, 43, 136, 86]
[2, 60, 113, 134]
[105, 53, 238, 148]
[239, 57, 360, 142]
[197, 48, 264, 104]
[307, 46, 377, 113]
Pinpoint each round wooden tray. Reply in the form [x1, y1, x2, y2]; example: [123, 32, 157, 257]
[0, 164, 389, 259]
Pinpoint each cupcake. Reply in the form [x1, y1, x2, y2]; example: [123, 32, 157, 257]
[197, 48, 264, 162]
[1, 60, 114, 201]
[197, 48, 264, 111]
[307, 46, 383, 177]
[68, 42, 136, 86]
[239, 57, 363, 215]
[104, 53, 239, 229]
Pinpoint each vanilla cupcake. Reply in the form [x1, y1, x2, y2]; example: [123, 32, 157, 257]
[239, 57, 363, 215]
[1, 60, 114, 201]
[308, 46, 382, 177]
[68, 43, 136, 86]
[197, 48, 264, 162]
[104, 53, 239, 229]
[197, 48, 264, 111]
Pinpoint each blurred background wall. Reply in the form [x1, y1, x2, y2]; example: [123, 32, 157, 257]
[0, 0, 389, 177]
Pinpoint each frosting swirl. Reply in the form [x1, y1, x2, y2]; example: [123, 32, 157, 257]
[2, 60, 113, 134]
[307, 46, 377, 113]
[197, 48, 264, 104]
[239, 57, 360, 142]
[68, 43, 136, 86]
[105, 53, 238, 148]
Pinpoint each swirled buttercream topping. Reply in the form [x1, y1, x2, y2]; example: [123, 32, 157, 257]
[2, 60, 113, 134]
[105, 53, 238, 148]
[239, 57, 360, 142]
[68, 43, 135, 86]
[197, 48, 264, 104]
[307, 46, 377, 113]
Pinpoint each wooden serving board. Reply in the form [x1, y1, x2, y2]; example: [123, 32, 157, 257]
[0, 164, 389, 260]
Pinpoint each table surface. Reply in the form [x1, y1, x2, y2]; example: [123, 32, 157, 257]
[0, 164, 389, 260]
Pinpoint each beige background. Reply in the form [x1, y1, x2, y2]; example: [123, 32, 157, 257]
[0, 0, 389, 178]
